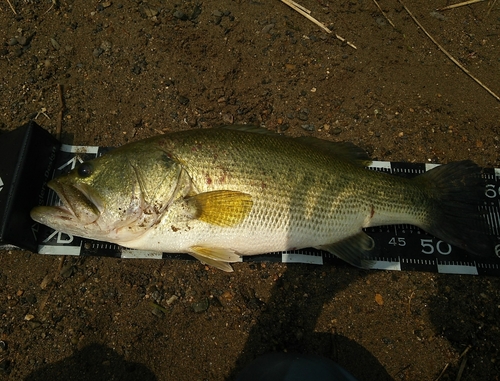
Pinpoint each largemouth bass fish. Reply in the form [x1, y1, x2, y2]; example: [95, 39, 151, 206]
[31, 126, 492, 271]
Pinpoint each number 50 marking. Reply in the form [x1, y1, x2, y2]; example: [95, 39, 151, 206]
[421, 239, 452, 255]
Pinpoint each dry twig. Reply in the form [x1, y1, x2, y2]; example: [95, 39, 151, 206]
[372, 0, 396, 28]
[456, 356, 467, 381]
[407, 291, 415, 315]
[487, 0, 497, 15]
[455, 346, 471, 381]
[57, 84, 65, 140]
[280, 0, 357, 49]
[399, 0, 500, 102]
[437, 0, 485, 11]
[434, 363, 450, 381]
[6, 0, 16, 14]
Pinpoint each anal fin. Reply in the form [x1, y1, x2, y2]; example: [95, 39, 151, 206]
[316, 232, 375, 269]
[189, 245, 242, 272]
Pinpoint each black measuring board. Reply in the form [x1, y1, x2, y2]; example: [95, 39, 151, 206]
[30, 145, 500, 276]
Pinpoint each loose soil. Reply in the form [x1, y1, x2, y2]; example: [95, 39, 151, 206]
[1, 1, 499, 380]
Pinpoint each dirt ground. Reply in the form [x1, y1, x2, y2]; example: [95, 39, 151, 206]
[1, 0, 500, 380]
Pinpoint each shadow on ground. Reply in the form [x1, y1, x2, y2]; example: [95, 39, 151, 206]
[24, 343, 157, 381]
[227, 264, 393, 381]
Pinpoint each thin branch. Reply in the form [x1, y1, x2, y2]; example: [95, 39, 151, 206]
[56, 84, 65, 140]
[434, 363, 450, 381]
[6, 0, 17, 14]
[437, 0, 497, 16]
[437, 0, 485, 11]
[399, 0, 500, 102]
[372, 0, 396, 28]
[487, 0, 497, 15]
[280, 0, 357, 49]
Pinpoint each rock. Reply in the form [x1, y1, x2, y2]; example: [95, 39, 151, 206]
[173, 10, 188, 21]
[142, 5, 158, 18]
[301, 124, 315, 131]
[50, 38, 60, 50]
[298, 109, 309, 121]
[17, 36, 28, 46]
[93, 47, 104, 58]
[165, 295, 178, 305]
[100, 40, 112, 52]
[261, 24, 275, 34]
[177, 95, 190, 105]
[192, 298, 209, 313]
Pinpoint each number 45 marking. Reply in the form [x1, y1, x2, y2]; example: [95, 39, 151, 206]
[388, 237, 406, 247]
[388, 237, 453, 255]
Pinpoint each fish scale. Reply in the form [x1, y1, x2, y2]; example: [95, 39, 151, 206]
[153, 129, 373, 247]
[31, 126, 495, 272]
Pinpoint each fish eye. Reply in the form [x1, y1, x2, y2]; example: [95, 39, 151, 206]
[77, 162, 93, 178]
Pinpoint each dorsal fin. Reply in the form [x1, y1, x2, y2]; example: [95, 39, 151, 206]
[295, 137, 372, 166]
[217, 124, 279, 136]
[217, 124, 372, 166]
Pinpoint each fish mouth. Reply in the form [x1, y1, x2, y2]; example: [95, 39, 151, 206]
[34, 179, 102, 225]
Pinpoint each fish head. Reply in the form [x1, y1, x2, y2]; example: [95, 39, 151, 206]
[31, 141, 186, 243]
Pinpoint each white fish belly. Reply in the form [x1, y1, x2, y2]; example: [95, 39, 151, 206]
[121, 208, 367, 256]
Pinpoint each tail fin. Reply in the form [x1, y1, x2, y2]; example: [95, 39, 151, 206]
[416, 160, 495, 257]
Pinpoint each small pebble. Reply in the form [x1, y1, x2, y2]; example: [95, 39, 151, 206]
[298, 109, 309, 121]
[430, 11, 446, 21]
[151, 290, 161, 302]
[100, 40, 112, 51]
[301, 124, 315, 131]
[192, 298, 209, 313]
[50, 38, 60, 50]
[166, 295, 178, 305]
[93, 47, 104, 57]
[17, 36, 27, 46]
[28, 321, 41, 329]
[151, 307, 164, 318]
[142, 5, 158, 18]
[60, 264, 76, 278]
[222, 113, 234, 124]
[173, 10, 188, 21]
[262, 24, 275, 34]
[177, 95, 190, 105]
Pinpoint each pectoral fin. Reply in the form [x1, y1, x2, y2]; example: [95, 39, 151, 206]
[189, 245, 242, 272]
[316, 232, 375, 269]
[186, 190, 253, 227]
